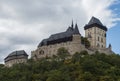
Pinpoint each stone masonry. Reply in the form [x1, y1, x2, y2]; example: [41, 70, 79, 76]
[31, 17, 114, 60]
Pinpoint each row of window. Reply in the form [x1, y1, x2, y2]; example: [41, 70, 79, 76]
[97, 32, 106, 37]
[87, 28, 106, 37]
[97, 43, 104, 48]
[98, 36, 104, 43]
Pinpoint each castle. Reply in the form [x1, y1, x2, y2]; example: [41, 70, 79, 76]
[31, 17, 114, 60]
[4, 16, 114, 67]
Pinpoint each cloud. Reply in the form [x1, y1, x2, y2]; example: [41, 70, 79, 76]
[0, 0, 119, 63]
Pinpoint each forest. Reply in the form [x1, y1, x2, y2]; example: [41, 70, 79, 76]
[0, 48, 120, 81]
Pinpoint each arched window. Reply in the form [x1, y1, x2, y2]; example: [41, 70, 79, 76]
[39, 50, 44, 55]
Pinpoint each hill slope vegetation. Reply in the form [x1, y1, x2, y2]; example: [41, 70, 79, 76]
[0, 48, 120, 81]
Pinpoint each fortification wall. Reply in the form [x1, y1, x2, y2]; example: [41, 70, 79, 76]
[31, 35, 114, 60]
[5, 58, 27, 67]
[31, 35, 86, 60]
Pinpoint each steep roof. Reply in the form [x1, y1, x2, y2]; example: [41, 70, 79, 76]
[4, 50, 28, 61]
[84, 17, 107, 31]
[38, 23, 80, 47]
[88, 17, 103, 26]
[74, 23, 80, 34]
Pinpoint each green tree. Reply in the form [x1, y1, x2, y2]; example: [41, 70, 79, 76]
[81, 36, 90, 48]
[57, 47, 70, 61]
[72, 52, 81, 63]
[1, 51, 120, 81]
[99, 76, 114, 81]
[76, 72, 94, 81]
[46, 70, 71, 81]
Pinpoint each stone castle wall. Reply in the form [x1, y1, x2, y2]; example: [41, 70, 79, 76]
[31, 34, 114, 60]
[5, 58, 27, 67]
[31, 35, 88, 60]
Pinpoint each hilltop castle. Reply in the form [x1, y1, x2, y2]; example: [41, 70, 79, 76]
[4, 16, 114, 67]
[31, 17, 113, 60]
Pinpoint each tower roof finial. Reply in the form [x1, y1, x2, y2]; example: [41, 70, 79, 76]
[71, 20, 74, 28]
[73, 23, 80, 34]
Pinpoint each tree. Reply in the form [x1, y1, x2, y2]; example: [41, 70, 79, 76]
[57, 47, 70, 61]
[99, 76, 114, 81]
[46, 70, 71, 81]
[72, 52, 81, 63]
[76, 72, 94, 81]
[1, 51, 120, 81]
[81, 36, 90, 48]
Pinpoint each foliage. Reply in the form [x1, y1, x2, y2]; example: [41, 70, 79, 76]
[57, 47, 70, 61]
[0, 50, 120, 81]
[81, 36, 90, 48]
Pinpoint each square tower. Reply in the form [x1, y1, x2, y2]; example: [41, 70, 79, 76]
[84, 17, 107, 49]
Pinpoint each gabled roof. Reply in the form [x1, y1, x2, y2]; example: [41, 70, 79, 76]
[84, 17, 107, 31]
[38, 23, 80, 47]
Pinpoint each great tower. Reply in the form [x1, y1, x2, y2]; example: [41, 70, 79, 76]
[84, 17, 107, 49]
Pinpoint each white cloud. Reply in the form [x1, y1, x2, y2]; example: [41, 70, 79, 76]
[0, 0, 119, 63]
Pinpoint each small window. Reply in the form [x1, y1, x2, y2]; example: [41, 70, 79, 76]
[50, 45, 52, 48]
[101, 38, 103, 42]
[97, 43, 100, 47]
[98, 37, 99, 41]
[102, 45, 103, 48]
[104, 33, 106, 37]
[39, 50, 44, 55]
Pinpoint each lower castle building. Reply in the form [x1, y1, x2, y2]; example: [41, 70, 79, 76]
[31, 17, 114, 60]
[4, 50, 28, 67]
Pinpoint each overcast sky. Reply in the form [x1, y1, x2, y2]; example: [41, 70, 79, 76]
[0, 0, 120, 63]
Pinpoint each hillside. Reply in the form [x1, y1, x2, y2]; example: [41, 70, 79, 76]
[0, 48, 120, 81]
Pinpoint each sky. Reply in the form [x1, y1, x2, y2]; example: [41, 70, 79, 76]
[0, 0, 120, 64]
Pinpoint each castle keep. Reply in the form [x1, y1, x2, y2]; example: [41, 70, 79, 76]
[84, 17, 107, 49]
[31, 17, 113, 60]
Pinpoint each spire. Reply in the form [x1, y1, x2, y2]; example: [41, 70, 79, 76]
[71, 20, 74, 28]
[73, 23, 80, 34]
[75, 23, 78, 28]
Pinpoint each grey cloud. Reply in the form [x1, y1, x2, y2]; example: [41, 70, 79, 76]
[0, 0, 86, 24]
